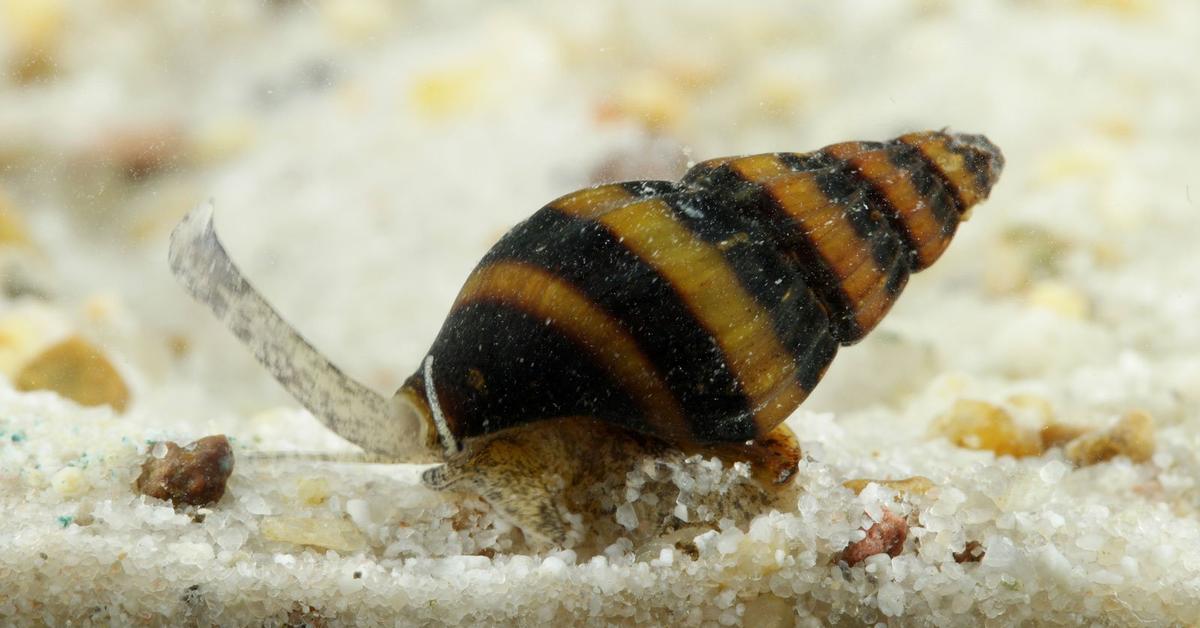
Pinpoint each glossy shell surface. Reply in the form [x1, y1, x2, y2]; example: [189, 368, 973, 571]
[404, 131, 1004, 446]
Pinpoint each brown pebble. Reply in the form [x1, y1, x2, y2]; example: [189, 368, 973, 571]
[15, 335, 131, 412]
[841, 507, 907, 566]
[953, 540, 985, 563]
[1065, 410, 1155, 466]
[95, 124, 186, 181]
[135, 435, 234, 507]
[1040, 422, 1089, 450]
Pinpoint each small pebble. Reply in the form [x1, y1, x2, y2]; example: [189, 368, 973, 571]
[953, 540, 985, 563]
[15, 335, 130, 412]
[841, 507, 908, 566]
[134, 435, 234, 507]
[1040, 422, 1089, 450]
[261, 516, 366, 553]
[1065, 410, 1155, 466]
[51, 466, 88, 498]
[931, 399, 1042, 458]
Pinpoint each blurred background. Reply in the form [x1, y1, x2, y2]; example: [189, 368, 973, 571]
[0, 0, 1197, 443]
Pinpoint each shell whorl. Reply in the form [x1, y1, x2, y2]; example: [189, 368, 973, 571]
[403, 130, 1004, 449]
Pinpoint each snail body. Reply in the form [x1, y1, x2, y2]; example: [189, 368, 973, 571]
[169, 130, 1004, 545]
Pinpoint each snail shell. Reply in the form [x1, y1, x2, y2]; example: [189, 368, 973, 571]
[167, 129, 1005, 545]
[401, 130, 1004, 452]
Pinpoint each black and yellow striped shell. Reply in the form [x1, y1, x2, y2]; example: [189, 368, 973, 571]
[400, 130, 1004, 451]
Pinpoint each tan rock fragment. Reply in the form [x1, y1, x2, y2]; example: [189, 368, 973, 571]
[931, 399, 1043, 458]
[1065, 410, 1155, 466]
[261, 516, 366, 553]
[15, 335, 130, 412]
[1040, 422, 1090, 450]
